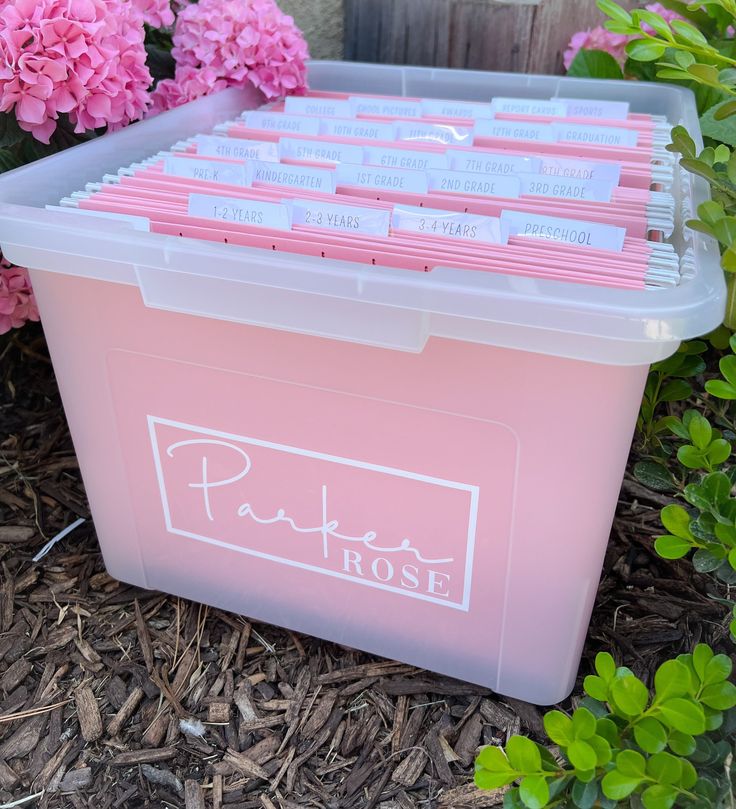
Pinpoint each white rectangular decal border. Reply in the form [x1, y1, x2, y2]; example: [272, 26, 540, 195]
[148, 415, 479, 611]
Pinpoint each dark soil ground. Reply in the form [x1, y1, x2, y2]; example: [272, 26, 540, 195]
[0, 325, 732, 809]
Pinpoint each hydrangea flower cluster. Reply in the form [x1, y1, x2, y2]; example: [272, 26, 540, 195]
[0, 259, 39, 335]
[150, 0, 309, 115]
[564, 3, 683, 70]
[0, 0, 156, 144]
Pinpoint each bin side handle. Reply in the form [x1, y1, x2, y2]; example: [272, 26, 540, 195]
[134, 264, 431, 352]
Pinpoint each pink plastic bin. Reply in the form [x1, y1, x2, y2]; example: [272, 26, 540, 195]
[0, 63, 726, 704]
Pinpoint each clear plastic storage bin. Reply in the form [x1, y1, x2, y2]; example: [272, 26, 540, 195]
[0, 62, 726, 704]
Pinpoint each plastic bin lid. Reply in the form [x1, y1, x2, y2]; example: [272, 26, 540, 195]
[0, 61, 726, 366]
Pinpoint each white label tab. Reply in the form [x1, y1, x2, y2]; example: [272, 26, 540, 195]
[551, 122, 638, 147]
[349, 96, 423, 118]
[188, 193, 291, 230]
[475, 119, 557, 142]
[420, 99, 494, 120]
[491, 97, 568, 117]
[501, 210, 625, 251]
[363, 146, 448, 171]
[428, 169, 521, 199]
[279, 137, 364, 165]
[335, 163, 429, 194]
[539, 157, 622, 186]
[394, 121, 474, 146]
[284, 96, 353, 118]
[242, 111, 320, 135]
[247, 160, 336, 193]
[163, 155, 247, 185]
[449, 150, 542, 176]
[392, 204, 506, 244]
[558, 98, 630, 120]
[289, 199, 391, 236]
[320, 118, 396, 141]
[519, 174, 615, 202]
[194, 136, 279, 162]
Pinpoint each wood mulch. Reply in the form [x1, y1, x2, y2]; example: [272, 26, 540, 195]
[0, 325, 733, 809]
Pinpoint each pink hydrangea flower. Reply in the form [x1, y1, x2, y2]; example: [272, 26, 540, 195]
[564, 3, 684, 71]
[564, 26, 629, 70]
[132, 0, 174, 29]
[150, 0, 309, 115]
[149, 65, 228, 115]
[0, 0, 154, 143]
[0, 260, 39, 334]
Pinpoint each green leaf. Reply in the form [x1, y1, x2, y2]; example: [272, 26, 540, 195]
[586, 734, 612, 766]
[692, 645, 714, 681]
[647, 751, 682, 785]
[660, 505, 695, 540]
[677, 445, 707, 469]
[702, 472, 732, 503]
[720, 354, 736, 387]
[634, 461, 676, 492]
[700, 101, 736, 147]
[671, 19, 710, 47]
[680, 157, 718, 181]
[655, 534, 693, 559]
[715, 99, 736, 120]
[477, 745, 514, 773]
[476, 767, 518, 790]
[707, 438, 731, 466]
[705, 379, 736, 399]
[730, 546, 736, 569]
[700, 681, 736, 710]
[543, 711, 574, 746]
[567, 49, 624, 79]
[503, 789, 525, 809]
[627, 39, 667, 61]
[518, 775, 549, 809]
[506, 736, 541, 773]
[641, 784, 678, 809]
[571, 779, 599, 809]
[567, 740, 597, 771]
[596, 717, 621, 747]
[657, 698, 706, 734]
[617, 749, 647, 778]
[687, 63, 721, 85]
[602, 769, 642, 800]
[669, 125, 697, 158]
[610, 675, 649, 716]
[583, 675, 608, 702]
[635, 9, 674, 38]
[667, 730, 696, 756]
[687, 412, 712, 449]
[595, 652, 617, 682]
[571, 708, 597, 740]
[693, 548, 723, 572]
[659, 378, 693, 401]
[634, 716, 668, 753]
[597, 0, 634, 26]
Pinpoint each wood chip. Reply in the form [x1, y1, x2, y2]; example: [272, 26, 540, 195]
[74, 685, 102, 742]
[0, 657, 32, 693]
[438, 783, 507, 807]
[58, 767, 93, 792]
[454, 712, 483, 767]
[140, 764, 183, 793]
[108, 747, 178, 767]
[184, 779, 206, 809]
[392, 748, 427, 787]
[108, 685, 145, 737]
[223, 748, 270, 781]
[208, 702, 230, 724]
[134, 599, 155, 674]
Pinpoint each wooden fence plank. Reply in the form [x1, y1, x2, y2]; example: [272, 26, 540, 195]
[344, 0, 640, 74]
